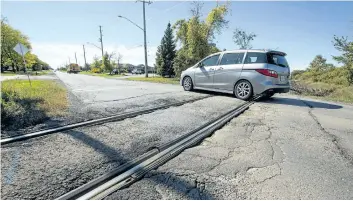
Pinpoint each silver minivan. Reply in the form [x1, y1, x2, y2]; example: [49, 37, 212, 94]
[180, 49, 290, 100]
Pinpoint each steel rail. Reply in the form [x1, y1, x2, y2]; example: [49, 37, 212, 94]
[57, 95, 261, 200]
[1, 96, 210, 145]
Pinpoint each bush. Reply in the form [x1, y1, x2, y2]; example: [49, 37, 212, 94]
[91, 67, 102, 73]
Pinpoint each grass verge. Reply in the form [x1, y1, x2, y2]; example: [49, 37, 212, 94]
[1, 80, 68, 130]
[1, 72, 18, 76]
[80, 71, 126, 78]
[126, 77, 180, 85]
[1, 70, 51, 77]
[290, 81, 353, 104]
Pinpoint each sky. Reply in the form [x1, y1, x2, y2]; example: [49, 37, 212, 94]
[2, 0, 353, 70]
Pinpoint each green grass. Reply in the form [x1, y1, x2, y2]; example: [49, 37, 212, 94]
[1, 70, 51, 76]
[80, 71, 126, 78]
[1, 80, 68, 130]
[291, 81, 353, 104]
[30, 70, 51, 76]
[0, 71, 17, 76]
[126, 77, 180, 85]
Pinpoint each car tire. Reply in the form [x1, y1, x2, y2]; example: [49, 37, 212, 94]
[234, 80, 253, 101]
[182, 76, 193, 91]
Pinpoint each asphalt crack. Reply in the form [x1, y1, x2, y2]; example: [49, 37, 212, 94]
[300, 98, 353, 166]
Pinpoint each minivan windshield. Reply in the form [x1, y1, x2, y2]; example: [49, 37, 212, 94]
[267, 53, 289, 68]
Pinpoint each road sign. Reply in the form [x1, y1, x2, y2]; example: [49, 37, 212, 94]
[13, 43, 32, 86]
[13, 43, 29, 56]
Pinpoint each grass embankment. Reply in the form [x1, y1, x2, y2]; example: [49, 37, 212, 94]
[1, 80, 68, 130]
[126, 77, 180, 85]
[1, 70, 51, 76]
[291, 81, 353, 103]
[0, 71, 17, 76]
[80, 71, 126, 78]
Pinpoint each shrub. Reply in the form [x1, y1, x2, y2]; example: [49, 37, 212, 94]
[91, 67, 102, 73]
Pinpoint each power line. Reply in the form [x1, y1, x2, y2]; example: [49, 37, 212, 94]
[146, 1, 186, 22]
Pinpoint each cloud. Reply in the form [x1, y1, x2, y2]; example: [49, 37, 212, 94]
[31, 42, 157, 68]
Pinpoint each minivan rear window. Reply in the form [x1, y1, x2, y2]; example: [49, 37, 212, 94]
[267, 53, 289, 68]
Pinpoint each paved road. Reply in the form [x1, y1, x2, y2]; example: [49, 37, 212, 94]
[106, 94, 353, 200]
[1, 73, 352, 199]
[1, 73, 244, 199]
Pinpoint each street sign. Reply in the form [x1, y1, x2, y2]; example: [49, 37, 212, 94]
[13, 43, 29, 56]
[13, 43, 32, 86]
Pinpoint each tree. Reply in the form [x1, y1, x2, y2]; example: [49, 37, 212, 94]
[90, 56, 101, 73]
[172, 2, 229, 77]
[308, 55, 328, 72]
[24, 53, 37, 70]
[102, 52, 117, 74]
[155, 23, 177, 77]
[233, 28, 257, 49]
[116, 53, 123, 74]
[332, 35, 353, 85]
[1, 17, 31, 72]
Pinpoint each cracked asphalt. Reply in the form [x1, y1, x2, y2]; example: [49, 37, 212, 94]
[1, 73, 244, 199]
[1, 73, 353, 200]
[106, 94, 353, 200]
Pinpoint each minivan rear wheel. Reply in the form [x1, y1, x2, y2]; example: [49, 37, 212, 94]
[183, 76, 193, 91]
[235, 80, 253, 100]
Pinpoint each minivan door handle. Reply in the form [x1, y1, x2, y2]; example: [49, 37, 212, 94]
[217, 67, 224, 70]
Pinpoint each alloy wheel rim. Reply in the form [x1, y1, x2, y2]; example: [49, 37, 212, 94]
[237, 82, 250, 98]
[184, 77, 191, 89]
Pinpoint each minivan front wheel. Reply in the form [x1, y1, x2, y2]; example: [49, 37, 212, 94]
[235, 80, 253, 100]
[183, 76, 193, 91]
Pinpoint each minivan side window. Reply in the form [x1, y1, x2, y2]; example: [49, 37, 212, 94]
[244, 52, 267, 64]
[220, 53, 245, 65]
[201, 54, 220, 67]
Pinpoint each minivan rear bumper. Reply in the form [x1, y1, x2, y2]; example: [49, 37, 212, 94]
[250, 78, 290, 95]
[257, 82, 290, 94]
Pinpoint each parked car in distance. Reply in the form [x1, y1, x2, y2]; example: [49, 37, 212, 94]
[132, 69, 143, 75]
[180, 49, 290, 100]
[112, 69, 119, 74]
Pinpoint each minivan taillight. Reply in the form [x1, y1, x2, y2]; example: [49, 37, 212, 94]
[255, 69, 278, 78]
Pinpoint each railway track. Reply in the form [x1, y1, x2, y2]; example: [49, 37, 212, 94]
[0, 96, 210, 145]
[57, 95, 262, 200]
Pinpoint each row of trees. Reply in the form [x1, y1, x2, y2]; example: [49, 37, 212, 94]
[155, 2, 257, 78]
[58, 51, 128, 75]
[1, 17, 50, 73]
[292, 36, 353, 86]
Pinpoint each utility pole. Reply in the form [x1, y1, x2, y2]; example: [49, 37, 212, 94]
[99, 25, 104, 58]
[138, 0, 152, 78]
[75, 52, 78, 64]
[83, 45, 87, 71]
[68, 57, 71, 64]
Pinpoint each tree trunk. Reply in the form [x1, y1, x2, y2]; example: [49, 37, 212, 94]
[12, 63, 16, 73]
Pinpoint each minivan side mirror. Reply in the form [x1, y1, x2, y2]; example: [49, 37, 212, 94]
[198, 62, 204, 68]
